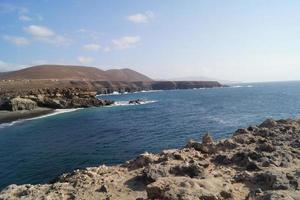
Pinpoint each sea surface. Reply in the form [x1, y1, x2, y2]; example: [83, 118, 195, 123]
[1, 81, 300, 189]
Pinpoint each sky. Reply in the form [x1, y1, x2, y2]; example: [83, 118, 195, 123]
[0, 0, 300, 82]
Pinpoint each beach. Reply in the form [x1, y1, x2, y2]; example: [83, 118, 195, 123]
[0, 107, 54, 124]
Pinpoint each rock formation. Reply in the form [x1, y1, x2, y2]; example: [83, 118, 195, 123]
[2, 118, 298, 199]
[0, 88, 114, 111]
[0, 97, 37, 111]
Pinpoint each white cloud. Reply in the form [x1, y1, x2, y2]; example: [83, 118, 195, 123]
[112, 36, 141, 49]
[127, 11, 154, 24]
[83, 43, 101, 51]
[3, 35, 30, 46]
[77, 56, 93, 64]
[24, 25, 54, 37]
[24, 25, 71, 45]
[19, 14, 32, 21]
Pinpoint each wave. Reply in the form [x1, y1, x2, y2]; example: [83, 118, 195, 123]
[230, 85, 253, 88]
[0, 108, 81, 129]
[134, 90, 162, 93]
[30, 108, 81, 120]
[97, 90, 162, 97]
[111, 100, 157, 107]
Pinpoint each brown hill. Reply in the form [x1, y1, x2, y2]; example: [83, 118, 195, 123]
[0, 65, 153, 82]
[105, 68, 153, 82]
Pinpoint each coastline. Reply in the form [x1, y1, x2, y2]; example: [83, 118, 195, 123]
[0, 107, 54, 124]
[1, 118, 299, 199]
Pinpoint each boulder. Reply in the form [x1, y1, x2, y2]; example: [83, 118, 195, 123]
[124, 152, 159, 170]
[129, 99, 144, 105]
[169, 163, 205, 178]
[259, 119, 278, 128]
[143, 164, 170, 183]
[0, 97, 37, 111]
[146, 177, 230, 200]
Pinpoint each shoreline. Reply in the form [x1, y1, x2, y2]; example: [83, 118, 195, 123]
[0, 118, 299, 199]
[0, 107, 54, 124]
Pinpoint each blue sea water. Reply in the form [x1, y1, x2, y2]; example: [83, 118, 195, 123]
[1, 81, 300, 189]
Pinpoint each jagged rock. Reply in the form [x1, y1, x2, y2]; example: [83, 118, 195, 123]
[143, 164, 170, 183]
[253, 171, 290, 190]
[233, 171, 253, 182]
[169, 163, 205, 178]
[0, 97, 37, 111]
[125, 152, 159, 170]
[213, 154, 232, 165]
[146, 177, 222, 200]
[217, 139, 238, 150]
[202, 133, 214, 144]
[232, 152, 261, 171]
[0, 88, 114, 111]
[256, 142, 276, 152]
[129, 99, 144, 105]
[187, 133, 216, 154]
[1, 118, 300, 200]
[259, 119, 278, 128]
[257, 191, 299, 200]
[98, 185, 108, 193]
[185, 139, 202, 150]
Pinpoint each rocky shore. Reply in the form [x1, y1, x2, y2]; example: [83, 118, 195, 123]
[1, 118, 300, 199]
[0, 87, 114, 124]
[0, 108, 54, 124]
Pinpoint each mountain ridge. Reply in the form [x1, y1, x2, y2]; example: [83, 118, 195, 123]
[0, 64, 153, 82]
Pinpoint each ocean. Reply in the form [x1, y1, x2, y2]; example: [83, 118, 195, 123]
[0, 81, 300, 189]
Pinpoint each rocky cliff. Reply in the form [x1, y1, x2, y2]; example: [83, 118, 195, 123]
[0, 88, 114, 111]
[1, 118, 300, 199]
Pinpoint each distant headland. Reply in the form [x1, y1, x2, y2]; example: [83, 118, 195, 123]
[0, 65, 224, 123]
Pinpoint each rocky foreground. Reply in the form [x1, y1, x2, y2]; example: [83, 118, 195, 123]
[1, 118, 300, 200]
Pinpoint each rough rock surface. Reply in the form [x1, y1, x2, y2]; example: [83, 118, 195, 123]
[1, 118, 300, 199]
[0, 88, 114, 111]
[0, 97, 37, 111]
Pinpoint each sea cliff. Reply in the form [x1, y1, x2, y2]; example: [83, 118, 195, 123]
[0, 80, 223, 111]
[0, 118, 299, 199]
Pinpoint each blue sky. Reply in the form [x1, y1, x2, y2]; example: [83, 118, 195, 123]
[0, 0, 300, 82]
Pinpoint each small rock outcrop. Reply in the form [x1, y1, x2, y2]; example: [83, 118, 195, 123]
[0, 88, 114, 111]
[1, 118, 300, 199]
[0, 97, 37, 111]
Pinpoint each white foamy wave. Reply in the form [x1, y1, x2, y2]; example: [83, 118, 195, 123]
[97, 90, 162, 97]
[111, 100, 157, 107]
[134, 90, 162, 93]
[0, 108, 81, 129]
[0, 121, 18, 129]
[30, 109, 81, 121]
[97, 91, 121, 97]
[230, 85, 253, 88]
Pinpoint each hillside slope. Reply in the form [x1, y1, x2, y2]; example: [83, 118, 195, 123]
[0, 65, 153, 82]
[105, 68, 152, 82]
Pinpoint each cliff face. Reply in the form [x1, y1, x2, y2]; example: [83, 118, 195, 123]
[151, 81, 223, 90]
[0, 80, 223, 96]
[0, 80, 223, 111]
[1, 118, 300, 199]
[0, 88, 114, 111]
